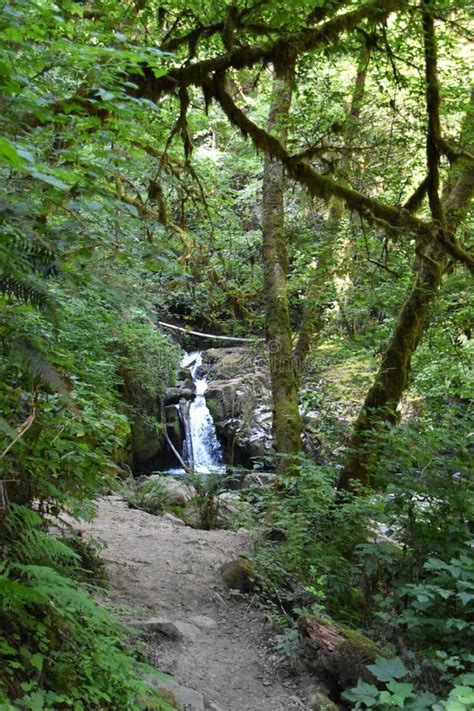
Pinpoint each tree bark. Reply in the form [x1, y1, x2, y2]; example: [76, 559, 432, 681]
[262, 58, 302, 472]
[337, 242, 447, 490]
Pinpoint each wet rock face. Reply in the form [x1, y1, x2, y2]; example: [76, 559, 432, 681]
[164, 386, 195, 405]
[201, 347, 273, 467]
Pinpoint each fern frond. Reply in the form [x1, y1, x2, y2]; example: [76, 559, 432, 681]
[0, 563, 47, 613]
[0, 227, 58, 319]
[0, 226, 57, 278]
[0, 274, 55, 311]
[10, 340, 78, 412]
[0, 417, 18, 441]
[3, 505, 80, 566]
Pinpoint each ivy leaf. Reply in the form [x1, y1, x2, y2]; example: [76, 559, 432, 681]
[29, 169, 69, 191]
[24, 691, 45, 711]
[0, 136, 28, 168]
[457, 592, 474, 605]
[341, 679, 379, 707]
[404, 692, 437, 710]
[30, 653, 43, 671]
[446, 618, 468, 631]
[386, 680, 415, 706]
[447, 686, 474, 707]
[367, 656, 408, 682]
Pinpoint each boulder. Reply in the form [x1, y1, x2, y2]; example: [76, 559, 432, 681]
[215, 492, 250, 528]
[152, 677, 205, 711]
[139, 475, 197, 508]
[189, 615, 217, 629]
[201, 347, 273, 466]
[176, 366, 195, 391]
[205, 702, 223, 711]
[161, 512, 186, 526]
[130, 412, 165, 468]
[310, 690, 339, 711]
[132, 617, 200, 642]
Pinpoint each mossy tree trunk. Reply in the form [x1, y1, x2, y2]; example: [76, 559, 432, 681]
[338, 79, 473, 490]
[262, 58, 302, 472]
[337, 243, 447, 490]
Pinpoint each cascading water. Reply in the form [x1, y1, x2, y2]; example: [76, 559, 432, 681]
[180, 352, 224, 474]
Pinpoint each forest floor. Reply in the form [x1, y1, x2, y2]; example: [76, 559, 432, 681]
[76, 495, 317, 711]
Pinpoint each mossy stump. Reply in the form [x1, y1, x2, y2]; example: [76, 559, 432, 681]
[220, 557, 255, 592]
[299, 614, 384, 690]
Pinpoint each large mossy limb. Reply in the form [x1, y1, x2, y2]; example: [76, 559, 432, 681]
[339, 97, 474, 491]
[338, 242, 446, 490]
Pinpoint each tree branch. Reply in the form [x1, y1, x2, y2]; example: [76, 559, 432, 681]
[422, 0, 445, 223]
[206, 74, 431, 238]
[403, 177, 429, 213]
[131, 0, 403, 100]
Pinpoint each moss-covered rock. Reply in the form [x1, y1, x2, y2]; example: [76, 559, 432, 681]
[130, 413, 165, 467]
[164, 404, 184, 447]
[126, 476, 196, 517]
[311, 690, 339, 711]
[299, 614, 384, 689]
[220, 557, 255, 592]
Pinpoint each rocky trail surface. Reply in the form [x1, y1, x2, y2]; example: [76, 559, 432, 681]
[76, 495, 317, 711]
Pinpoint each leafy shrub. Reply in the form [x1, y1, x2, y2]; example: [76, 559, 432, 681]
[125, 477, 167, 516]
[248, 459, 374, 623]
[343, 655, 474, 710]
[352, 406, 473, 700]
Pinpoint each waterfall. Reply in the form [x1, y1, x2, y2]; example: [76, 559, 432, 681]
[180, 352, 224, 474]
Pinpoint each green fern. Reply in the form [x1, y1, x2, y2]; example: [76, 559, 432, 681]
[0, 228, 57, 313]
[9, 339, 76, 407]
[0, 557, 177, 709]
[0, 562, 47, 613]
[2, 505, 79, 566]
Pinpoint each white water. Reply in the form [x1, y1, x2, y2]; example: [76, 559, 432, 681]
[180, 352, 224, 474]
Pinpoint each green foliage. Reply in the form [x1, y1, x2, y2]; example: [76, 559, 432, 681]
[0, 507, 176, 710]
[347, 405, 474, 700]
[125, 477, 167, 516]
[0, 1, 181, 701]
[0, 0, 472, 707]
[248, 459, 373, 622]
[343, 658, 474, 710]
[186, 470, 233, 530]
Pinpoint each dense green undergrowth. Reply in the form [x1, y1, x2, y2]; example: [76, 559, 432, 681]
[0, 510, 176, 711]
[246, 398, 473, 709]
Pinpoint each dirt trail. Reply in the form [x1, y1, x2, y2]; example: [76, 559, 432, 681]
[77, 496, 315, 711]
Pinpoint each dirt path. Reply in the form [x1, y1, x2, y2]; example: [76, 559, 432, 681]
[77, 496, 315, 711]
